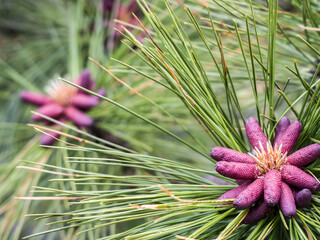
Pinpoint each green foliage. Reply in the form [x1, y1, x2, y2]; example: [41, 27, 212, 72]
[1, 0, 320, 239]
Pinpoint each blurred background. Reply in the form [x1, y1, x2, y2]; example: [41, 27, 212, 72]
[0, 1, 210, 238]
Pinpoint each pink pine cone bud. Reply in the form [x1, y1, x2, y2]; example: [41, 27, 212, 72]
[213, 117, 318, 221]
[21, 91, 52, 106]
[243, 199, 273, 224]
[264, 170, 281, 206]
[295, 189, 312, 208]
[32, 103, 64, 121]
[233, 178, 264, 210]
[274, 120, 302, 155]
[41, 131, 60, 145]
[217, 183, 250, 205]
[96, 89, 106, 99]
[65, 106, 94, 127]
[75, 69, 95, 92]
[70, 94, 100, 109]
[246, 117, 269, 152]
[281, 165, 320, 192]
[274, 117, 290, 146]
[279, 182, 296, 218]
[235, 179, 252, 185]
[287, 143, 320, 168]
[215, 161, 259, 180]
[211, 147, 255, 164]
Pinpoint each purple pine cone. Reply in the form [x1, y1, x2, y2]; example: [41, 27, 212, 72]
[96, 89, 106, 99]
[211, 147, 255, 164]
[75, 69, 95, 93]
[212, 117, 320, 222]
[20, 69, 105, 146]
[281, 165, 320, 192]
[274, 120, 302, 155]
[215, 161, 259, 180]
[65, 106, 94, 127]
[274, 117, 290, 146]
[21, 91, 51, 106]
[287, 143, 320, 167]
[235, 179, 252, 185]
[294, 189, 312, 208]
[70, 94, 100, 109]
[32, 103, 64, 121]
[243, 199, 272, 224]
[246, 117, 269, 152]
[264, 170, 282, 206]
[217, 183, 250, 205]
[41, 131, 60, 145]
[280, 182, 296, 218]
[233, 178, 264, 210]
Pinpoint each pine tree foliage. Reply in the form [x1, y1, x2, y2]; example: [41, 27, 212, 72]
[2, 0, 320, 239]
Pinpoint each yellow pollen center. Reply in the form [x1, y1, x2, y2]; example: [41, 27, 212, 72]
[249, 142, 287, 175]
[45, 79, 77, 106]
